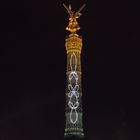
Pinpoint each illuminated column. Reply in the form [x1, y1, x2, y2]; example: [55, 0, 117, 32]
[63, 4, 86, 138]
[64, 33, 84, 138]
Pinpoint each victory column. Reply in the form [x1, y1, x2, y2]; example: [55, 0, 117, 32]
[63, 4, 86, 140]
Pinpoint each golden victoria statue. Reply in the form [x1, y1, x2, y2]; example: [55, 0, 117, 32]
[63, 3, 86, 33]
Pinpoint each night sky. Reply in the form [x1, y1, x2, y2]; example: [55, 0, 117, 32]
[0, 0, 140, 140]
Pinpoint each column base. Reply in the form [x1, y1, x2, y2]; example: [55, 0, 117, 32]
[64, 132, 84, 139]
[64, 135, 85, 140]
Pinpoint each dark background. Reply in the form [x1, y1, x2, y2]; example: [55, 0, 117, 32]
[0, 0, 140, 140]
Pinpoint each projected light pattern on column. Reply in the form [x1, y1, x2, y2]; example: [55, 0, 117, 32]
[68, 53, 79, 124]
[63, 3, 85, 138]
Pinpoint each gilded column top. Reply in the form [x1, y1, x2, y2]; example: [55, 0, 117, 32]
[65, 33, 82, 54]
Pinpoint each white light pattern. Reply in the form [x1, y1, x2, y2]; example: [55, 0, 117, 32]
[68, 53, 79, 124]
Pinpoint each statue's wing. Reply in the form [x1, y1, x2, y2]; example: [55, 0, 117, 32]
[68, 4, 72, 11]
[63, 3, 73, 16]
[75, 4, 86, 17]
